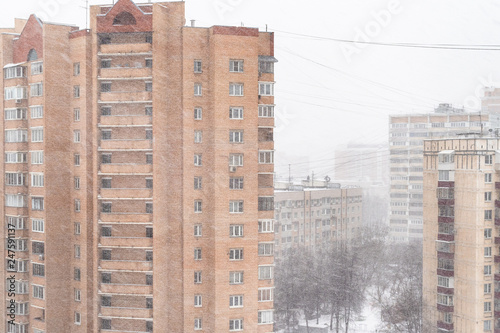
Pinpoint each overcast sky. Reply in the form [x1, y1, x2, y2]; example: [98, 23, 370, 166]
[1, 0, 500, 180]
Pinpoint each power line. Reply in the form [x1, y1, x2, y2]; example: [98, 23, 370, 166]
[272, 29, 500, 51]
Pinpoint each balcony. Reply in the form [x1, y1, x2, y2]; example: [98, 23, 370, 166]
[100, 237, 152, 248]
[495, 256, 500, 263]
[100, 164, 152, 174]
[100, 283, 152, 295]
[100, 188, 152, 199]
[100, 67, 152, 79]
[437, 234, 454, 242]
[496, 182, 500, 190]
[437, 321, 453, 331]
[437, 269, 454, 277]
[438, 216, 454, 223]
[100, 139, 152, 150]
[495, 274, 500, 281]
[100, 115, 152, 127]
[99, 260, 152, 271]
[436, 304, 453, 312]
[100, 43, 152, 55]
[100, 91, 152, 102]
[100, 306, 152, 319]
[99, 213, 151, 223]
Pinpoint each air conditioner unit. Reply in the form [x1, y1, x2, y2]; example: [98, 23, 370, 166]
[15, 99, 22, 103]
[229, 166, 237, 173]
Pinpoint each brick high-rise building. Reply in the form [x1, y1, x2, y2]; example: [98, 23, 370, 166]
[0, 1, 276, 332]
[423, 137, 500, 332]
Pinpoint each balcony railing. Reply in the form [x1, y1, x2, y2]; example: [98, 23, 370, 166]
[99, 115, 152, 127]
[100, 43, 152, 54]
[100, 164, 152, 174]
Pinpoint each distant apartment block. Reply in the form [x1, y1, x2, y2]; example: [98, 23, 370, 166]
[0, 0, 276, 332]
[389, 103, 498, 243]
[335, 143, 388, 185]
[274, 180, 363, 258]
[423, 137, 500, 332]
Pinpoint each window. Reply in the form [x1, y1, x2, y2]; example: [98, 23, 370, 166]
[7, 216, 25, 230]
[259, 197, 274, 211]
[485, 320, 492, 331]
[33, 263, 45, 277]
[194, 248, 202, 260]
[485, 247, 492, 257]
[102, 153, 112, 164]
[146, 153, 153, 164]
[4, 86, 27, 100]
[75, 154, 81, 166]
[194, 154, 202, 166]
[230, 225, 244, 237]
[259, 60, 274, 73]
[75, 199, 81, 212]
[5, 129, 28, 142]
[75, 222, 81, 235]
[258, 288, 273, 302]
[229, 248, 243, 260]
[229, 60, 244, 72]
[486, 155, 493, 165]
[259, 266, 273, 280]
[4, 66, 26, 79]
[145, 106, 153, 116]
[75, 245, 81, 259]
[229, 319, 243, 331]
[259, 220, 274, 233]
[13, 302, 29, 315]
[194, 318, 202, 330]
[5, 151, 27, 163]
[30, 82, 43, 97]
[229, 201, 244, 213]
[75, 177, 81, 190]
[5, 108, 26, 120]
[33, 285, 44, 299]
[5, 172, 26, 186]
[194, 224, 202, 237]
[74, 268, 81, 281]
[101, 106, 111, 116]
[13, 239, 28, 252]
[31, 106, 43, 119]
[229, 130, 244, 143]
[101, 273, 111, 284]
[259, 82, 274, 96]
[194, 83, 202, 96]
[485, 192, 492, 202]
[485, 173, 492, 183]
[438, 170, 450, 181]
[194, 130, 202, 143]
[230, 177, 244, 190]
[31, 61, 43, 75]
[437, 293, 453, 306]
[194, 60, 202, 73]
[74, 62, 80, 76]
[194, 271, 202, 284]
[485, 228, 492, 239]
[485, 265, 492, 275]
[258, 243, 274, 256]
[101, 59, 111, 68]
[145, 82, 152, 92]
[5, 194, 26, 208]
[194, 177, 202, 190]
[146, 129, 153, 140]
[258, 310, 274, 324]
[259, 150, 274, 164]
[485, 210, 492, 220]
[101, 130, 111, 140]
[75, 312, 81, 325]
[102, 202, 112, 213]
[146, 202, 153, 214]
[258, 105, 275, 117]
[229, 271, 243, 284]
[229, 107, 243, 119]
[31, 127, 43, 142]
[146, 251, 153, 261]
[146, 227, 153, 238]
[485, 283, 492, 294]
[146, 274, 153, 285]
[74, 85, 80, 98]
[73, 288, 81, 302]
[194, 200, 202, 213]
[31, 173, 44, 187]
[146, 297, 153, 309]
[32, 219, 44, 233]
[194, 107, 202, 120]
[74, 130, 81, 143]
[194, 295, 202, 307]
[146, 178, 153, 189]
[437, 276, 453, 288]
[229, 295, 243, 308]
[32, 197, 44, 211]
[31, 151, 43, 164]
[229, 154, 243, 166]
[229, 83, 244, 96]
[146, 58, 153, 68]
[485, 301, 492, 312]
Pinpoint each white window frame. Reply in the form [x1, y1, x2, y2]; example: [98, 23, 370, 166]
[229, 59, 244, 73]
[229, 130, 244, 143]
[31, 61, 43, 75]
[74, 130, 81, 143]
[258, 104, 275, 118]
[229, 107, 244, 119]
[229, 200, 244, 213]
[195, 318, 202, 330]
[229, 225, 244, 237]
[32, 218, 44, 233]
[258, 242, 274, 256]
[5, 129, 28, 143]
[259, 82, 275, 96]
[229, 295, 243, 308]
[194, 60, 202, 73]
[194, 107, 202, 120]
[32, 284, 44, 299]
[4, 66, 26, 79]
[258, 310, 274, 324]
[30, 173, 44, 187]
[30, 105, 43, 119]
[5, 151, 27, 163]
[258, 220, 274, 233]
[30, 82, 43, 97]
[229, 248, 243, 261]
[194, 154, 202, 166]
[194, 83, 202, 96]
[258, 265, 273, 280]
[229, 154, 243, 167]
[5, 108, 26, 120]
[229, 83, 244, 96]
[194, 130, 202, 143]
[194, 224, 202, 237]
[74, 108, 80, 121]
[229, 271, 243, 285]
[259, 150, 274, 164]
[258, 288, 274, 302]
[31, 151, 44, 164]
[31, 127, 43, 142]
[229, 319, 243, 331]
[4, 86, 27, 100]
[194, 295, 202, 307]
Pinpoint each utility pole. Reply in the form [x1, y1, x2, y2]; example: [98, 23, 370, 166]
[288, 164, 291, 190]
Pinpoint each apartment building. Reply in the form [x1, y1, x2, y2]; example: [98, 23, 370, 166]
[1, 1, 276, 332]
[274, 180, 363, 259]
[389, 103, 499, 243]
[422, 137, 500, 332]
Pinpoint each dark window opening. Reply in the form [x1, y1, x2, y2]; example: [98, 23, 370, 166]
[113, 12, 137, 26]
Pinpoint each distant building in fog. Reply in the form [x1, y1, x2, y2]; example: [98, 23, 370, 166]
[335, 143, 389, 185]
[274, 179, 363, 259]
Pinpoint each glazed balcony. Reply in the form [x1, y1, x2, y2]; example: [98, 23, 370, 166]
[496, 217, 500, 227]
[496, 182, 500, 190]
[495, 273, 500, 281]
[100, 237, 152, 248]
[99, 213, 151, 223]
[100, 188, 152, 199]
[100, 91, 152, 102]
[99, 115, 152, 127]
[100, 139, 152, 150]
[100, 283, 152, 295]
[100, 67, 152, 79]
[99, 260, 152, 271]
[100, 306, 152, 319]
[436, 304, 453, 312]
[495, 237, 500, 245]
[100, 43, 152, 55]
[437, 321, 453, 331]
[100, 164, 152, 174]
